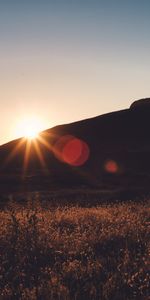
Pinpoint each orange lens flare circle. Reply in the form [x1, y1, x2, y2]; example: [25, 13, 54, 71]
[54, 135, 90, 166]
[105, 160, 119, 174]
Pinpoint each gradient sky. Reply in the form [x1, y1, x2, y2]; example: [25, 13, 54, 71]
[0, 0, 150, 144]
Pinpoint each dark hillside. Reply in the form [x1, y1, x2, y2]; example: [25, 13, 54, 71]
[1, 98, 150, 193]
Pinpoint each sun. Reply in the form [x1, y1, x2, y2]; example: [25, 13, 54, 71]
[24, 123, 39, 140]
[16, 116, 44, 140]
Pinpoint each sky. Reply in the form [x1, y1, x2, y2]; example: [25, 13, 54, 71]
[0, 0, 150, 144]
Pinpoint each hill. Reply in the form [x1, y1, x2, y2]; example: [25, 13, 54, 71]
[1, 98, 150, 194]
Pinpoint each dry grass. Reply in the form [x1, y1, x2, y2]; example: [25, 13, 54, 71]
[0, 196, 149, 299]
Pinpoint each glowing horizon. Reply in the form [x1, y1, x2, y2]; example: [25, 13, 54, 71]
[14, 116, 45, 141]
[1, 1, 150, 145]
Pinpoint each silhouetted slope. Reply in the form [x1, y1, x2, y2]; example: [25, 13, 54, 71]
[1, 98, 150, 191]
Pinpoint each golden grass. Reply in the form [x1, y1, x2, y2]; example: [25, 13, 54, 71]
[0, 197, 149, 299]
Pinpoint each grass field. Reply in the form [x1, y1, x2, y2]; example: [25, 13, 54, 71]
[0, 194, 149, 299]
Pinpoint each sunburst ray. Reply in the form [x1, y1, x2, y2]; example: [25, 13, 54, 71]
[2, 138, 26, 168]
[33, 139, 48, 174]
[22, 139, 32, 178]
[37, 134, 53, 152]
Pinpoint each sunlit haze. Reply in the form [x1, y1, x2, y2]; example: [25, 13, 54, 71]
[15, 116, 44, 140]
[1, 1, 150, 145]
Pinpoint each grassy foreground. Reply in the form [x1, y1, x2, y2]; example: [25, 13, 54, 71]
[0, 197, 149, 300]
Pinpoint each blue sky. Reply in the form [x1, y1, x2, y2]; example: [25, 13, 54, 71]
[0, 0, 150, 144]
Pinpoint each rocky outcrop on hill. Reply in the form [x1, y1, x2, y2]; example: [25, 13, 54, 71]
[130, 98, 150, 110]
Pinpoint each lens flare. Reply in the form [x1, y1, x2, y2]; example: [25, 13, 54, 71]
[105, 160, 118, 174]
[54, 135, 90, 166]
